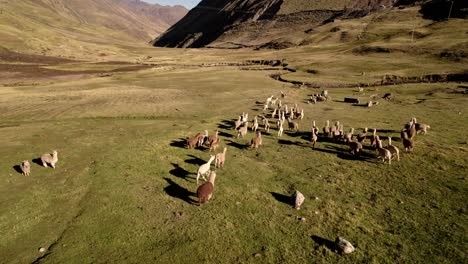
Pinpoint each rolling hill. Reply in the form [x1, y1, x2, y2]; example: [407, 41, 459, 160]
[0, 0, 187, 57]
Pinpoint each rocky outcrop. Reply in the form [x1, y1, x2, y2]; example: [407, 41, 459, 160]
[152, 0, 283, 48]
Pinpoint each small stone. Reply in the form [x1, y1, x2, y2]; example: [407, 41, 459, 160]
[300, 217, 306, 222]
[335, 237, 355, 254]
[174, 211, 183, 219]
[253, 253, 261, 257]
[315, 211, 319, 215]
[39, 247, 46, 253]
[315, 196, 319, 200]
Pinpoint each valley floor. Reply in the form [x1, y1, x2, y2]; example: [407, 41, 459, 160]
[1, 22, 467, 263]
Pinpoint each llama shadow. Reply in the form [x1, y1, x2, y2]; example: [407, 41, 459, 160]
[311, 235, 336, 252]
[317, 136, 335, 143]
[163, 178, 196, 205]
[336, 152, 365, 161]
[363, 145, 376, 151]
[226, 140, 247, 150]
[32, 158, 43, 166]
[169, 163, 193, 180]
[185, 155, 206, 166]
[284, 131, 309, 138]
[217, 121, 232, 130]
[170, 138, 186, 149]
[313, 147, 341, 155]
[337, 150, 376, 163]
[353, 103, 370, 107]
[270, 192, 292, 206]
[218, 131, 232, 138]
[12, 165, 22, 174]
[300, 133, 312, 141]
[377, 129, 400, 134]
[278, 139, 300, 146]
[318, 145, 375, 162]
[333, 99, 354, 104]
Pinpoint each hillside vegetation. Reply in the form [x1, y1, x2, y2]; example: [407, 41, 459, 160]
[278, 0, 348, 14]
[0, 0, 186, 57]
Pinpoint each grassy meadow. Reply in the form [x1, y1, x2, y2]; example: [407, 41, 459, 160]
[1, 5, 467, 264]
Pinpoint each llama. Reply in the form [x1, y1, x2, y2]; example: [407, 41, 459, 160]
[263, 118, 270, 133]
[277, 120, 284, 137]
[386, 137, 400, 161]
[41, 150, 58, 169]
[376, 139, 392, 164]
[250, 131, 262, 149]
[357, 127, 368, 143]
[209, 138, 220, 152]
[20, 160, 31, 176]
[237, 122, 249, 138]
[348, 139, 363, 157]
[252, 116, 259, 131]
[311, 129, 318, 149]
[198, 130, 209, 147]
[371, 128, 380, 148]
[207, 129, 219, 147]
[196, 171, 217, 206]
[234, 116, 242, 130]
[401, 129, 415, 153]
[196, 155, 215, 184]
[215, 147, 227, 168]
[323, 120, 330, 137]
[287, 118, 299, 132]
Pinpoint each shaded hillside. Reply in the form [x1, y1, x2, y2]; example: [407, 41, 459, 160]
[420, 0, 468, 20]
[0, 0, 187, 57]
[152, 0, 404, 48]
[152, 0, 468, 49]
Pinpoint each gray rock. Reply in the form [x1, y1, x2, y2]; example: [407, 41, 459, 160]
[292, 190, 305, 210]
[335, 237, 355, 254]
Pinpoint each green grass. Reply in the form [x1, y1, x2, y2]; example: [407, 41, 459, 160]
[0, 62, 466, 263]
[0, 4, 467, 264]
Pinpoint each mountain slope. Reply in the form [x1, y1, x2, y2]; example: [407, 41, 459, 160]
[151, 0, 393, 48]
[152, 0, 467, 49]
[0, 0, 187, 57]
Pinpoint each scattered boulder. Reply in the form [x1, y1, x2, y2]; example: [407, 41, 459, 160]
[292, 190, 305, 210]
[335, 237, 355, 254]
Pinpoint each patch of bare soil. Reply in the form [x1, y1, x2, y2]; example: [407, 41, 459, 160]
[0, 50, 76, 64]
[0, 63, 152, 85]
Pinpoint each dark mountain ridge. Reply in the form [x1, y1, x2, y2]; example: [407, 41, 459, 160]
[152, 0, 467, 49]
